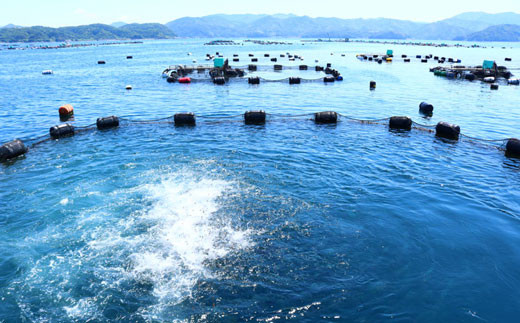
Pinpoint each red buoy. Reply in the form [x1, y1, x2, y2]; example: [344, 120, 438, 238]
[59, 104, 74, 117]
[178, 77, 191, 84]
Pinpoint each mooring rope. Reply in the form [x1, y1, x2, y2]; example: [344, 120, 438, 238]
[460, 133, 509, 142]
[338, 113, 390, 123]
[412, 121, 436, 128]
[198, 114, 244, 119]
[8, 112, 515, 152]
[120, 116, 173, 123]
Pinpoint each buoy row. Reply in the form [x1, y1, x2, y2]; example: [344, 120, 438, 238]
[2, 107, 519, 162]
[358, 53, 461, 65]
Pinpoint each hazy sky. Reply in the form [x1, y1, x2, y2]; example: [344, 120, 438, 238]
[1, 0, 519, 27]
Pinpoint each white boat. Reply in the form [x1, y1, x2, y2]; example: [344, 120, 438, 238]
[483, 77, 495, 83]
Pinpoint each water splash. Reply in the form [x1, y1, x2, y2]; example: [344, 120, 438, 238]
[12, 168, 254, 321]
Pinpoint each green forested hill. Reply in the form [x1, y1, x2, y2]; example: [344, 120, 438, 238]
[0, 23, 175, 42]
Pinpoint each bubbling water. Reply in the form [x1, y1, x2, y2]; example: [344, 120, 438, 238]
[12, 168, 254, 321]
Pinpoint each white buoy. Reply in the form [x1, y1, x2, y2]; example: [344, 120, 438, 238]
[187, 52, 192, 56]
[125, 85, 132, 90]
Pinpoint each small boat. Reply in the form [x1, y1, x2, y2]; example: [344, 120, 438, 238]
[42, 70, 53, 75]
[483, 77, 495, 83]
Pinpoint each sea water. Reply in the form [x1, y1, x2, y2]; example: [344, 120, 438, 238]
[0, 39, 520, 321]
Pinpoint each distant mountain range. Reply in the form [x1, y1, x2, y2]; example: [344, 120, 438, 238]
[456, 24, 520, 42]
[110, 22, 127, 28]
[165, 12, 520, 41]
[1, 24, 23, 29]
[0, 23, 175, 42]
[1, 12, 520, 42]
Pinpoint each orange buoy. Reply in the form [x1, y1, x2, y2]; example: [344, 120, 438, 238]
[59, 104, 74, 117]
[178, 77, 191, 84]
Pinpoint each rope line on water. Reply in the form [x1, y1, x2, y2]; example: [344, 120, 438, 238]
[9, 112, 515, 151]
[120, 116, 173, 123]
[412, 121, 436, 128]
[338, 113, 390, 123]
[198, 114, 244, 119]
[459, 133, 509, 142]
[75, 122, 97, 129]
[267, 112, 315, 118]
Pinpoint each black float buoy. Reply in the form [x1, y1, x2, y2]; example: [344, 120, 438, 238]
[167, 76, 177, 83]
[98, 60, 106, 64]
[126, 56, 133, 59]
[244, 111, 266, 125]
[50, 124, 75, 139]
[289, 77, 301, 85]
[404, 58, 410, 63]
[436, 122, 460, 140]
[491, 84, 499, 90]
[323, 76, 335, 83]
[264, 54, 270, 57]
[421, 59, 428, 63]
[299, 65, 308, 70]
[389, 116, 412, 130]
[505, 58, 512, 62]
[464, 73, 476, 81]
[248, 77, 260, 85]
[249, 54, 254, 57]
[370, 81, 376, 90]
[248, 64, 257, 71]
[416, 55, 421, 59]
[315, 111, 338, 124]
[315, 66, 324, 71]
[419, 102, 434, 115]
[326, 63, 332, 68]
[233, 58, 239, 62]
[174, 113, 195, 126]
[0, 139, 28, 162]
[213, 77, 226, 85]
[271, 58, 277, 62]
[506, 138, 520, 157]
[251, 58, 258, 62]
[274, 64, 283, 71]
[96, 116, 119, 130]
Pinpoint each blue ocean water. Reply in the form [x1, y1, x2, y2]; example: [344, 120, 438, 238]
[1, 39, 520, 322]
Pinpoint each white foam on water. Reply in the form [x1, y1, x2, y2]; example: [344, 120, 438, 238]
[13, 168, 254, 321]
[64, 297, 99, 320]
[128, 175, 254, 309]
